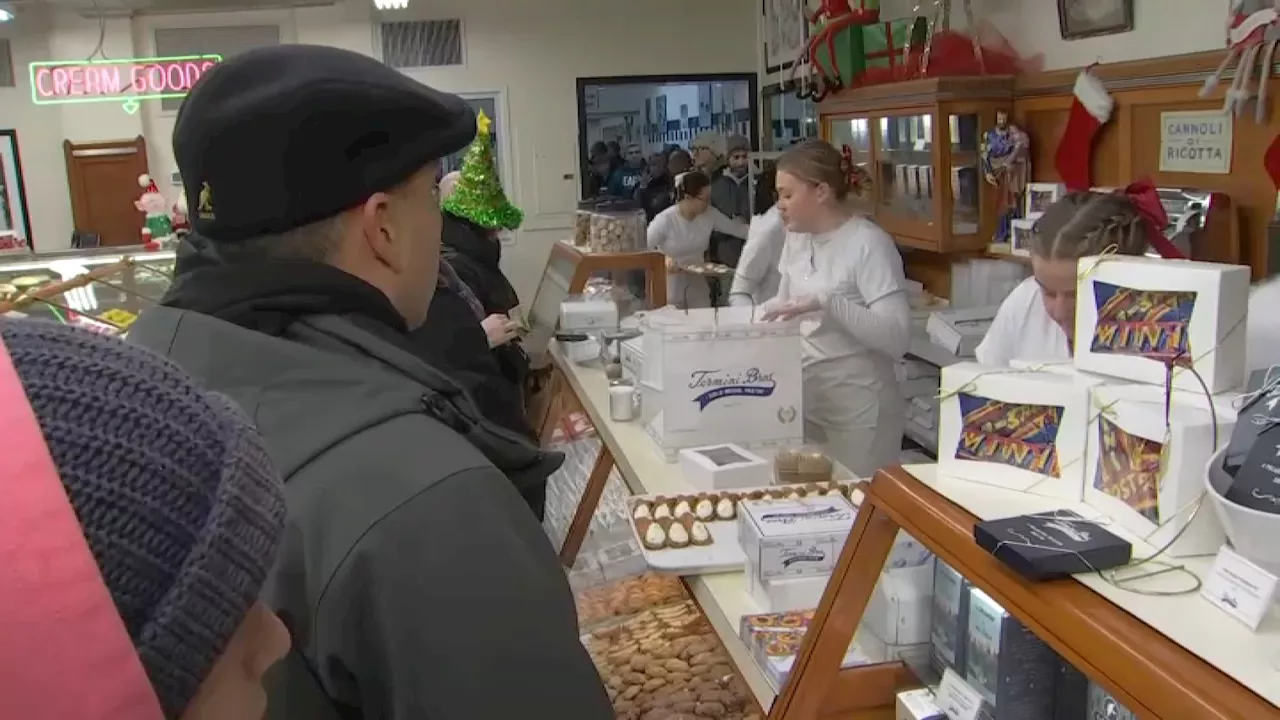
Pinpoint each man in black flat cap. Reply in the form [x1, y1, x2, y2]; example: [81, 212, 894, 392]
[127, 45, 612, 720]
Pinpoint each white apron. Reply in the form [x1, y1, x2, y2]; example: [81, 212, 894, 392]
[790, 270, 906, 476]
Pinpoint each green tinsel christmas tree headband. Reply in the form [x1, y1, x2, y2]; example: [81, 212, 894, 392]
[441, 110, 524, 231]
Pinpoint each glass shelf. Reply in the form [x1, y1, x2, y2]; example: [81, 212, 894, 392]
[877, 114, 934, 224]
[949, 113, 981, 236]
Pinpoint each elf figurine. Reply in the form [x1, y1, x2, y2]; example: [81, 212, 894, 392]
[134, 174, 175, 248]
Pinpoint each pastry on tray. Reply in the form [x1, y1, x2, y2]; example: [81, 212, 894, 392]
[652, 498, 673, 520]
[688, 518, 713, 547]
[694, 496, 716, 522]
[673, 497, 694, 519]
[632, 501, 652, 520]
[665, 518, 691, 549]
[714, 496, 737, 521]
[637, 518, 667, 550]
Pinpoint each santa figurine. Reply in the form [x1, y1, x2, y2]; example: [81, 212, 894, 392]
[171, 191, 191, 237]
[134, 174, 174, 249]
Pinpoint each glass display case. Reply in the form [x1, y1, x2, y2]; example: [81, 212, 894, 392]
[820, 76, 1014, 253]
[524, 241, 667, 366]
[0, 246, 175, 334]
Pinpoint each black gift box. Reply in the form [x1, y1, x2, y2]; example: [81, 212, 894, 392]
[1225, 423, 1280, 513]
[973, 510, 1132, 581]
[1223, 367, 1280, 476]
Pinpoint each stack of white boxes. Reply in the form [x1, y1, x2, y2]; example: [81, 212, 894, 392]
[936, 256, 1250, 557]
[900, 358, 942, 453]
[737, 493, 937, 666]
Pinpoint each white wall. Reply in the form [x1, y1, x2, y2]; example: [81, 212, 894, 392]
[1, 0, 756, 302]
[990, 0, 1223, 71]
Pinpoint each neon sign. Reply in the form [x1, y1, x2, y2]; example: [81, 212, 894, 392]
[29, 55, 221, 114]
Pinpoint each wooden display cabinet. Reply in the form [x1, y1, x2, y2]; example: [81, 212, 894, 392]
[820, 76, 1015, 254]
[526, 241, 667, 453]
[771, 467, 1280, 720]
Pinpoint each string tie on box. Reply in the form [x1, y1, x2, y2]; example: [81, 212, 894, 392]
[1075, 243, 1120, 282]
[933, 367, 1048, 402]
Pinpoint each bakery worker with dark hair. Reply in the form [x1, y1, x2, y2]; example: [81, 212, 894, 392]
[128, 44, 612, 720]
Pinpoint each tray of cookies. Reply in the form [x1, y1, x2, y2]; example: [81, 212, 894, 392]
[584, 599, 759, 720]
[628, 481, 861, 575]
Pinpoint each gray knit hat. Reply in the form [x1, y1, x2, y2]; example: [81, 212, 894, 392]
[0, 318, 286, 719]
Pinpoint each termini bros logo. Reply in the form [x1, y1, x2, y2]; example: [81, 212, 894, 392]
[28, 55, 221, 113]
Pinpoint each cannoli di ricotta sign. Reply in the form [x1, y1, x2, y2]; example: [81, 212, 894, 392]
[1159, 110, 1233, 174]
[29, 55, 221, 114]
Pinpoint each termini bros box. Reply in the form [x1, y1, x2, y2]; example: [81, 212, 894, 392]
[1073, 256, 1249, 394]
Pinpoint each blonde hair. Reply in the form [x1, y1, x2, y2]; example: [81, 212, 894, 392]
[1030, 191, 1148, 260]
[775, 139, 850, 201]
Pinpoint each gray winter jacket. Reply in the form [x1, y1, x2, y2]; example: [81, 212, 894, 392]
[128, 308, 612, 720]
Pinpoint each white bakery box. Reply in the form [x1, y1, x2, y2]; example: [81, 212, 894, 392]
[738, 496, 856, 580]
[679, 443, 772, 491]
[937, 361, 1100, 502]
[559, 296, 619, 333]
[1072, 255, 1249, 394]
[640, 306, 805, 460]
[1083, 383, 1235, 557]
[926, 306, 999, 357]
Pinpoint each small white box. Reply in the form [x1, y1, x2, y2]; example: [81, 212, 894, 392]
[863, 563, 935, 646]
[619, 336, 644, 378]
[938, 362, 1099, 501]
[927, 306, 999, 357]
[1073, 256, 1249, 394]
[896, 688, 945, 720]
[1084, 383, 1234, 556]
[679, 443, 770, 491]
[738, 496, 856, 580]
[746, 561, 829, 613]
[559, 298, 618, 332]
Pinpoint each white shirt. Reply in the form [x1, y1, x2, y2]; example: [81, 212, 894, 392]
[646, 205, 745, 265]
[775, 215, 910, 366]
[974, 277, 1071, 367]
[729, 206, 786, 306]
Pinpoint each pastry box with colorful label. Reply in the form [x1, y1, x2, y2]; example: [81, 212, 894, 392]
[1072, 256, 1249, 394]
[1083, 383, 1233, 557]
[938, 362, 1098, 502]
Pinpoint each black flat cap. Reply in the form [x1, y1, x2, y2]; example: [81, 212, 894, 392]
[174, 44, 476, 242]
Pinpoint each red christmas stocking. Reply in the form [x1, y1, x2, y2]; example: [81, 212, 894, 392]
[1265, 131, 1280, 189]
[1054, 70, 1114, 192]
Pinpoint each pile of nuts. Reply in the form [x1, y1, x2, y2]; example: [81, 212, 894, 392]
[586, 600, 760, 720]
[574, 211, 593, 247]
[575, 573, 688, 629]
[589, 210, 645, 253]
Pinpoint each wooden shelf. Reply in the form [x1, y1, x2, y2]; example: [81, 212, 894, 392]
[774, 466, 1280, 720]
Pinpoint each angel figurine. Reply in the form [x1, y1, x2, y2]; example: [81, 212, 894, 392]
[979, 110, 1030, 242]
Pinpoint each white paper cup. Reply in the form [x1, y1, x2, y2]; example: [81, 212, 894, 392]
[1205, 448, 1280, 575]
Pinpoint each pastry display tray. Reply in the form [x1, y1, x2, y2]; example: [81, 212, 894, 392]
[627, 481, 862, 576]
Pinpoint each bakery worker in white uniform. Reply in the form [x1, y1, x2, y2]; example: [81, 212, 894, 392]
[975, 191, 1151, 367]
[729, 205, 786, 307]
[646, 170, 747, 309]
[761, 139, 910, 476]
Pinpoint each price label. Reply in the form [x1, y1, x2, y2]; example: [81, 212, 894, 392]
[937, 668, 984, 720]
[98, 308, 139, 329]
